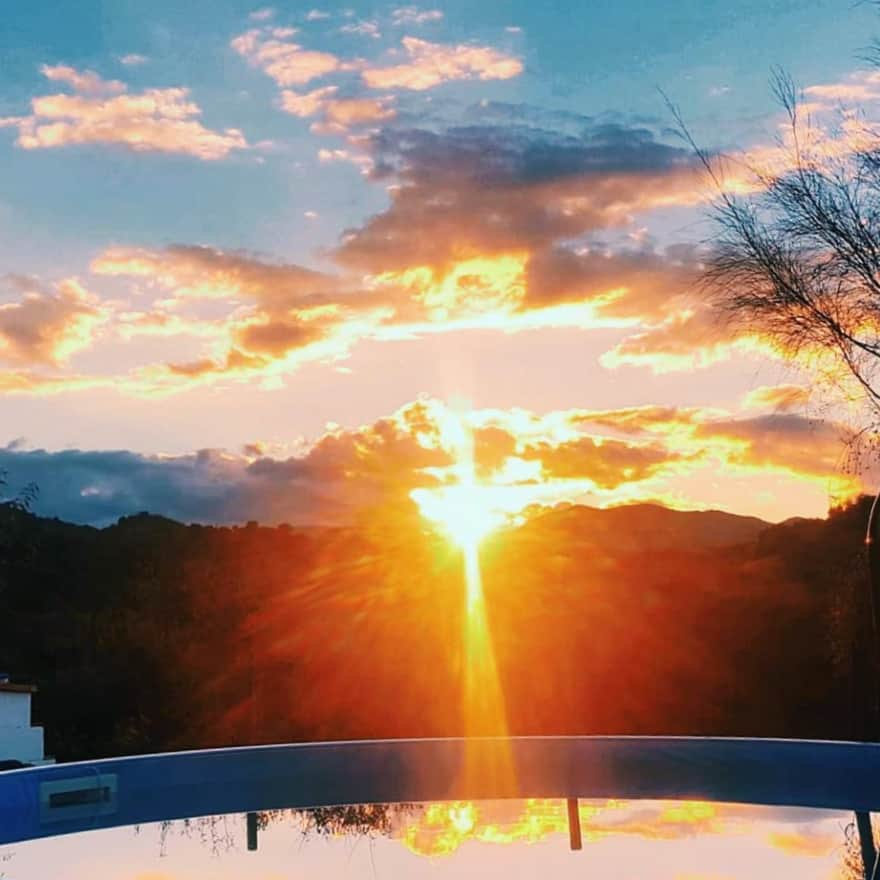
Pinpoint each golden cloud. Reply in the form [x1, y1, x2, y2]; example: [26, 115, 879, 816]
[0, 397, 864, 525]
[741, 385, 812, 413]
[281, 86, 396, 132]
[231, 26, 343, 86]
[0, 277, 108, 365]
[40, 64, 125, 96]
[360, 37, 522, 91]
[0, 65, 247, 159]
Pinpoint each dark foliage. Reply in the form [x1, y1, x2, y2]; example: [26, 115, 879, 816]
[0, 499, 874, 761]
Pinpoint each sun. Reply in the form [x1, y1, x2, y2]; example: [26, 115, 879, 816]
[411, 481, 507, 550]
[409, 406, 510, 550]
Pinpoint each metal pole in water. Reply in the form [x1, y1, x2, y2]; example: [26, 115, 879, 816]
[246, 811, 258, 851]
[866, 491, 880, 733]
[857, 493, 880, 880]
[856, 811, 876, 880]
[567, 797, 582, 851]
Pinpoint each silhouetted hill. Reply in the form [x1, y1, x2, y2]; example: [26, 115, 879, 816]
[0, 497, 875, 761]
[524, 502, 771, 552]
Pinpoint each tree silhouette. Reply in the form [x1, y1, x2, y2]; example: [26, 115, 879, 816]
[679, 70, 880, 414]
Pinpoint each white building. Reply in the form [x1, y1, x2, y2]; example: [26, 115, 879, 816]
[0, 676, 53, 766]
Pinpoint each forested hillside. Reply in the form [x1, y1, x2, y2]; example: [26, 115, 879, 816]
[0, 498, 874, 761]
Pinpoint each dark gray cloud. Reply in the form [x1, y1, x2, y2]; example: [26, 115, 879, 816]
[522, 245, 700, 318]
[0, 409, 449, 527]
[335, 122, 701, 271]
[0, 447, 271, 527]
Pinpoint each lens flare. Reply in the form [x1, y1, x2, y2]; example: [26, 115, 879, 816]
[410, 405, 515, 792]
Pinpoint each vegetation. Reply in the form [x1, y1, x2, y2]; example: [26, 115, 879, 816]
[0, 497, 874, 761]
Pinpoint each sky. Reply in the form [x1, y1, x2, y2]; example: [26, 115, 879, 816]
[2, 0, 880, 526]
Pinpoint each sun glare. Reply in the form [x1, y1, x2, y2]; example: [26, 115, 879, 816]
[411, 482, 507, 550]
[408, 404, 515, 792]
[409, 405, 509, 549]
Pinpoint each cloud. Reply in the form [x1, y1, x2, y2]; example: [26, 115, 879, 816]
[600, 307, 752, 373]
[520, 435, 683, 488]
[318, 146, 373, 170]
[390, 7, 444, 25]
[335, 123, 702, 272]
[40, 64, 125, 96]
[279, 84, 339, 116]
[0, 368, 108, 395]
[90, 244, 392, 384]
[92, 245, 334, 311]
[361, 37, 522, 91]
[586, 403, 859, 493]
[0, 277, 108, 365]
[741, 385, 812, 413]
[693, 413, 851, 481]
[280, 86, 396, 131]
[0, 65, 247, 160]
[2, 398, 863, 527]
[315, 96, 396, 131]
[68, 142, 713, 392]
[0, 404, 450, 526]
[803, 69, 880, 109]
[766, 829, 839, 857]
[231, 26, 343, 86]
[340, 20, 381, 39]
[521, 246, 699, 320]
[249, 7, 275, 22]
[118, 53, 149, 67]
[305, 9, 330, 21]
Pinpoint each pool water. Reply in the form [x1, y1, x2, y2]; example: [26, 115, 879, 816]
[0, 797, 860, 879]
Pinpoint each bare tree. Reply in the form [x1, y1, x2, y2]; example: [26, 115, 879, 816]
[676, 72, 880, 414]
[675, 69, 880, 749]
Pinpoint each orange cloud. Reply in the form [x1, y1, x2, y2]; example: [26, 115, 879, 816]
[317, 95, 396, 130]
[741, 384, 812, 413]
[91, 244, 397, 385]
[0, 397, 865, 524]
[693, 414, 852, 482]
[0, 368, 109, 395]
[522, 246, 700, 320]
[361, 37, 522, 91]
[281, 86, 396, 131]
[522, 435, 685, 487]
[0, 277, 107, 365]
[0, 65, 247, 159]
[91, 244, 336, 310]
[803, 69, 880, 109]
[600, 308, 759, 373]
[390, 798, 841, 859]
[280, 84, 339, 116]
[231, 26, 343, 86]
[82, 237, 783, 394]
[40, 64, 125, 96]
[767, 829, 839, 857]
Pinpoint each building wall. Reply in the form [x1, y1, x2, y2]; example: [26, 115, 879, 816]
[0, 691, 31, 727]
[0, 724, 45, 763]
[0, 691, 49, 764]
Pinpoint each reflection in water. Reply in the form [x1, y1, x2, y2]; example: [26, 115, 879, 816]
[0, 798, 869, 879]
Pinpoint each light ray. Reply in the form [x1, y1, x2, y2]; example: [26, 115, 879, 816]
[410, 403, 515, 792]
